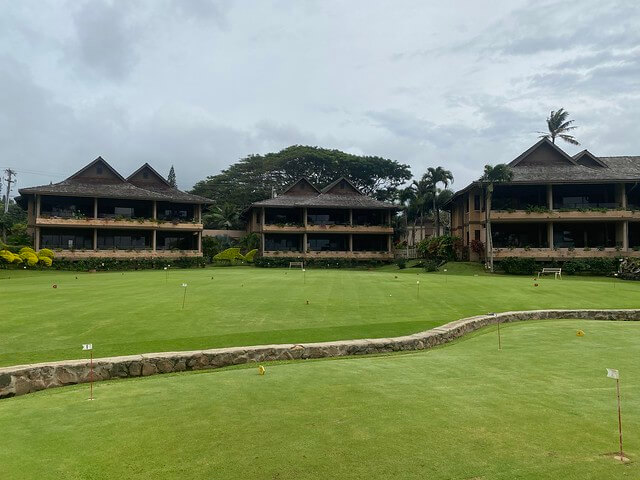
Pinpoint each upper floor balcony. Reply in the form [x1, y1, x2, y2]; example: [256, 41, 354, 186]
[36, 195, 202, 230]
[258, 207, 392, 233]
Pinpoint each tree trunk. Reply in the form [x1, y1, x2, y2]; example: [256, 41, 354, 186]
[433, 191, 439, 236]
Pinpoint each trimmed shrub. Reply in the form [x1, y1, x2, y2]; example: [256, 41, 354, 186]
[49, 257, 206, 271]
[254, 256, 389, 269]
[19, 247, 37, 256]
[562, 258, 619, 276]
[38, 248, 55, 259]
[19, 251, 39, 266]
[213, 248, 244, 263]
[244, 249, 258, 263]
[497, 257, 537, 275]
[422, 259, 438, 272]
[38, 255, 53, 267]
[395, 258, 407, 269]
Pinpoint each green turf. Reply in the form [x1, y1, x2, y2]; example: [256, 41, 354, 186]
[0, 264, 638, 367]
[1, 320, 638, 479]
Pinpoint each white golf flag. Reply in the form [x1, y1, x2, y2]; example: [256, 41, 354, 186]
[82, 344, 93, 351]
[181, 283, 188, 287]
[606, 368, 619, 379]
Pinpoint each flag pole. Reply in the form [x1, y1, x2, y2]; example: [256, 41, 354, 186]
[89, 348, 94, 401]
[497, 320, 501, 350]
[616, 377, 623, 461]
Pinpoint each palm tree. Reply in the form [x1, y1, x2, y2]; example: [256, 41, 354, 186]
[538, 108, 579, 145]
[399, 186, 416, 245]
[481, 164, 513, 272]
[424, 167, 453, 236]
[410, 178, 432, 242]
[204, 204, 239, 229]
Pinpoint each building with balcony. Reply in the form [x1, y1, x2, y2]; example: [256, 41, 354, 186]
[249, 177, 396, 260]
[17, 157, 212, 259]
[448, 138, 640, 261]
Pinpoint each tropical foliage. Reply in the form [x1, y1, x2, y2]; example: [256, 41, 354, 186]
[191, 146, 412, 215]
[537, 108, 579, 145]
[416, 235, 461, 262]
[480, 164, 513, 271]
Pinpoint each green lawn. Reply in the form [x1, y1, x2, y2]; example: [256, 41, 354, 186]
[1, 319, 638, 479]
[1, 263, 639, 367]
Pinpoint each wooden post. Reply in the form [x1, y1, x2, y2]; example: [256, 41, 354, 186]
[349, 234, 353, 252]
[547, 184, 553, 210]
[34, 227, 40, 250]
[349, 209, 353, 226]
[152, 201, 157, 220]
[93, 197, 98, 218]
[93, 228, 98, 251]
[152, 230, 157, 252]
[36, 194, 41, 218]
[623, 221, 629, 251]
[303, 207, 308, 227]
[197, 231, 202, 252]
[547, 223, 554, 249]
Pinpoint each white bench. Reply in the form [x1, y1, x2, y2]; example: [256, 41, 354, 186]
[538, 267, 562, 279]
[288, 261, 304, 269]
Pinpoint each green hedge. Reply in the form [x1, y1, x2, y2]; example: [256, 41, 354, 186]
[49, 257, 206, 271]
[254, 256, 390, 269]
[497, 257, 621, 276]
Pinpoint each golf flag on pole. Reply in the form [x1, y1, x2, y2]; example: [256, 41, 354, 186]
[607, 368, 619, 379]
[82, 344, 93, 351]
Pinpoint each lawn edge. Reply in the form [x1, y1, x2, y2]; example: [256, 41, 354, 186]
[2, 309, 639, 399]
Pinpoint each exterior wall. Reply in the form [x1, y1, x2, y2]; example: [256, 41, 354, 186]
[26, 195, 204, 258]
[3, 308, 638, 399]
[450, 182, 640, 262]
[250, 206, 394, 259]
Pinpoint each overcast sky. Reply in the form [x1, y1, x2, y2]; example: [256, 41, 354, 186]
[1, 0, 639, 196]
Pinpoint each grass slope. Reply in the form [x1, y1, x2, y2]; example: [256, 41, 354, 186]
[0, 320, 638, 479]
[0, 265, 638, 366]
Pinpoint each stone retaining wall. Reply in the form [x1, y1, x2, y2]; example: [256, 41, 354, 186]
[2, 309, 639, 399]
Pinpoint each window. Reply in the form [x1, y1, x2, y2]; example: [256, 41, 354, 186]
[474, 195, 481, 211]
[475, 230, 481, 241]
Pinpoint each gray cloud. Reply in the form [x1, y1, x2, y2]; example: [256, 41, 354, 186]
[0, 0, 639, 196]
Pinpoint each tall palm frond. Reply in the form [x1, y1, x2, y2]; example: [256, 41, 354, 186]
[537, 108, 580, 145]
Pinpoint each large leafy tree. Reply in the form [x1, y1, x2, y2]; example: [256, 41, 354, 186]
[481, 164, 513, 272]
[423, 166, 453, 236]
[538, 108, 579, 145]
[191, 146, 412, 213]
[203, 204, 240, 229]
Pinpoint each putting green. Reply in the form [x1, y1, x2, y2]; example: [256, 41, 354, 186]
[0, 320, 637, 479]
[1, 264, 639, 367]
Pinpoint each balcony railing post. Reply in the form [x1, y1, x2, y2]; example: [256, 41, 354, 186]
[152, 201, 157, 220]
[152, 230, 157, 252]
[547, 222, 553, 249]
[547, 185, 553, 210]
[93, 228, 97, 251]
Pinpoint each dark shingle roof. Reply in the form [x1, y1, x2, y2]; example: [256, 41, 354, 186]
[508, 156, 640, 184]
[19, 180, 212, 203]
[253, 194, 395, 209]
[18, 158, 212, 204]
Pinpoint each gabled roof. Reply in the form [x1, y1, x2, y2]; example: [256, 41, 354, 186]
[508, 138, 578, 167]
[281, 178, 321, 195]
[19, 157, 213, 204]
[67, 156, 127, 182]
[127, 163, 172, 187]
[321, 177, 363, 194]
[252, 176, 395, 209]
[573, 150, 608, 168]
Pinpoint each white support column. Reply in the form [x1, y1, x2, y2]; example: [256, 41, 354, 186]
[303, 207, 308, 227]
[152, 230, 157, 252]
[547, 185, 553, 210]
[261, 207, 266, 227]
[260, 233, 265, 255]
[152, 201, 157, 220]
[197, 231, 202, 252]
[303, 233, 308, 253]
[547, 222, 553, 249]
[197, 204, 202, 223]
[93, 197, 98, 218]
[349, 234, 353, 252]
[387, 235, 392, 252]
[623, 221, 629, 251]
[36, 195, 41, 218]
[93, 228, 98, 251]
[349, 209, 353, 226]
[621, 183, 628, 209]
[35, 227, 40, 250]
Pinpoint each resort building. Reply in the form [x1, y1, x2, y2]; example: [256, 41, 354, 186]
[448, 138, 640, 261]
[248, 177, 395, 260]
[17, 157, 212, 259]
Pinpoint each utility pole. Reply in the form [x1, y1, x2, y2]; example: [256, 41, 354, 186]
[3, 168, 17, 213]
[2, 168, 17, 242]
